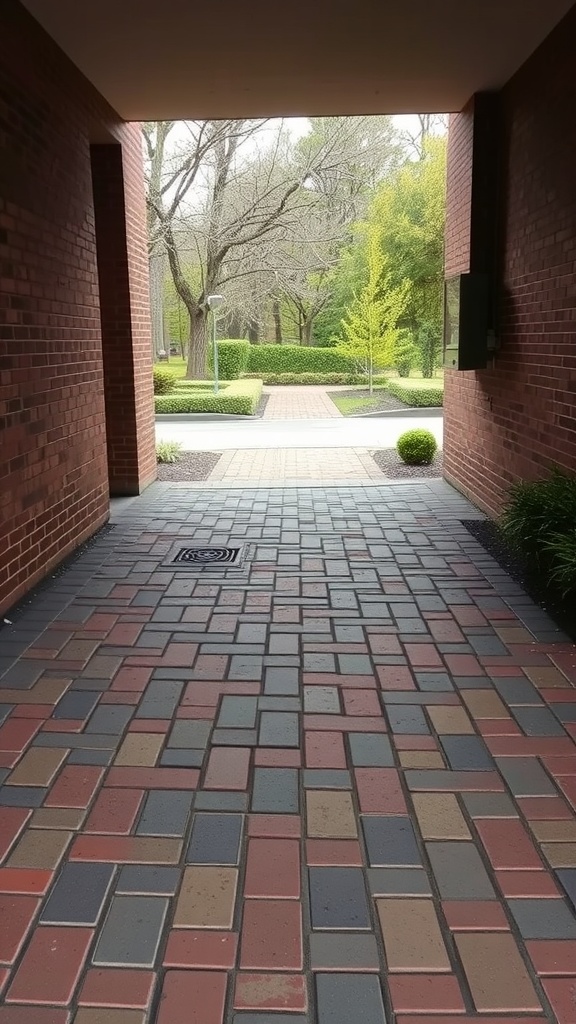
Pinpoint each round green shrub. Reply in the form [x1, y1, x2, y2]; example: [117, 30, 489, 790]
[153, 366, 177, 395]
[396, 428, 438, 465]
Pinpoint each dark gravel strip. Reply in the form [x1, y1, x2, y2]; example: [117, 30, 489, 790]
[157, 452, 222, 481]
[371, 449, 444, 479]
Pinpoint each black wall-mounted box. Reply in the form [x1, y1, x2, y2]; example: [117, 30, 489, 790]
[443, 272, 490, 371]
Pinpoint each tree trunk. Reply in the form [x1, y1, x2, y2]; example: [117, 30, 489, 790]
[272, 299, 282, 344]
[149, 252, 165, 359]
[247, 320, 260, 343]
[186, 307, 209, 379]
[228, 311, 244, 338]
[298, 311, 303, 344]
[303, 316, 314, 346]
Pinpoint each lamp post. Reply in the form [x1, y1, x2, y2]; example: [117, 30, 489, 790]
[207, 294, 225, 394]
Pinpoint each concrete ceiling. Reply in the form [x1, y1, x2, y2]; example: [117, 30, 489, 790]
[22, 0, 575, 120]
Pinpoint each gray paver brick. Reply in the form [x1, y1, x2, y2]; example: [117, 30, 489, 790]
[426, 841, 496, 898]
[556, 870, 576, 909]
[495, 757, 557, 797]
[386, 705, 429, 734]
[362, 816, 421, 867]
[136, 680, 184, 719]
[259, 711, 299, 747]
[310, 933, 380, 970]
[507, 898, 576, 938]
[195, 791, 248, 811]
[116, 866, 180, 895]
[252, 768, 299, 812]
[168, 720, 211, 748]
[304, 686, 340, 714]
[461, 792, 518, 818]
[303, 770, 351, 789]
[316, 973, 386, 1024]
[85, 705, 133, 734]
[186, 812, 243, 864]
[367, 867, 432, 896]
[136, 790, 193, 837]
[212, 729, 258, 746]
[93, 895, 170, 966]
[264, 668, 300, 695]
[440, 735, 494, 771]
[217, 696, 258, 728]
[309, 867, 371, 929]
[349, 733, 393, 767]
[511, 707, 566, 737]
[52, 691, 101, 720]
[41, 862, 114, 924]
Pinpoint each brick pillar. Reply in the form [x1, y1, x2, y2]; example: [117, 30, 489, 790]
[91, 126, 156, 495]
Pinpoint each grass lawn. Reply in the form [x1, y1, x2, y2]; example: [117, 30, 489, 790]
[331, 394, 389, 415]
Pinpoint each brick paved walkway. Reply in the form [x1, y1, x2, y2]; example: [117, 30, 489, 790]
[262, 386, 342, 420]
[209, 448, 384, 483]
[1, 480, 576, 1024]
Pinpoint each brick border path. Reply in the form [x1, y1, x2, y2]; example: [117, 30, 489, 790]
[261, 386, 342, 420]
[209, 448, 384, 483]
[0, 480, 575, 1023]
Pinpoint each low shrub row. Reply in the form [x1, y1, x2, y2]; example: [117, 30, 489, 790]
[154, 378, 263, 416]
[387, 380, 444, 407]
[246, 344, 357, 375]
[242, 372, 368, 385]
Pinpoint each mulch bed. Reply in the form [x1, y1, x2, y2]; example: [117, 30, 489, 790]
[462, 519, 576, 643]
[371, 450, 444, 479]
[334, 389, 407, 413]
[157, 452, 222, 481]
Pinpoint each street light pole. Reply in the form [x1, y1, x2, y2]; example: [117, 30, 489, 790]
[206, 294, 225, 395]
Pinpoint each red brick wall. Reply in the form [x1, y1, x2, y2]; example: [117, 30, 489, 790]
[444, 10, 576, 515]
[0, 1, 155, 615]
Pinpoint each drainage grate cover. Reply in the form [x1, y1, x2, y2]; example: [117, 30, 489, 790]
[173, 546, 243, 567]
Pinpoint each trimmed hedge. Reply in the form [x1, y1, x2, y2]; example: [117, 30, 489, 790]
[208, 339, 250, 379]
[153, 366, 177, 394]
[155, 379, 263, 416]
[246, 344, 357, 374]
[243, 372, 368, 386]
[387, 380, 444, 407]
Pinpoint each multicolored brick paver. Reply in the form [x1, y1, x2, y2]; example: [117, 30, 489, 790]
[1, 479, 576, 1024]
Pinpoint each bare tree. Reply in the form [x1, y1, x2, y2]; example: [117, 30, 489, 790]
[401, 114, 448, 161]
[144, 116, 402, 377]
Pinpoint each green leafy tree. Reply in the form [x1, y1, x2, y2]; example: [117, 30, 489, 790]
[337, 226, 411, 393]
[370, 136, 447, 375]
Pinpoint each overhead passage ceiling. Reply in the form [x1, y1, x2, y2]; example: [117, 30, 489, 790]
[22, 0, 575, 120]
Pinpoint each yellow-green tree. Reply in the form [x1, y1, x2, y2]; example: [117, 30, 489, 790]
[338, 225, 411, 393]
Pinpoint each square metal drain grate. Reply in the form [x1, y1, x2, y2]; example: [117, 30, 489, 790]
[173, 546, 243, 567]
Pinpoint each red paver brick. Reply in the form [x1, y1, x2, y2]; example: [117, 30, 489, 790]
[248, 815, 301, 838]
[397, 1019, 546, 1024]
[156, 970, 227, 1024]
[0, 720, 41, 752]
[368, 635, 403, 655]
[476, 819, 542, 870]
[0, 894, 40, 963]
[0, 809, 30, 862]
[542, 978, 576, 1023]
[244, 839, 300, 898]
[477, 719, 522, 736]
[104, 623, 143, 646]
[527, 940, 576, 975]
[240, 901, 302, 970]
[394, 736, 438, 750]
[182, 682, 221, 707]
[405, 645, 444, 669]
[127, 719, 171, 733]
[110, 667, 153, 692]
[176, 707, 216, 719]
[560, 778, 576, 809]
[428, 621, 466, 643]
[518, 796, 574, 819]
[342, 689, 381, 716]
[42, 720, 84, 733]
[0, 1010, 70, 1024]
[442, 901, 509, 931]
[69, 835, 179, 863]
[100, 691, 141, 705]
[451, 607, 488, 626]
[305, 731, 347, 768]
[85, 789, 144, 835]
[303, 715, 386, 732]
[444, 654, 484, 675]
[486, 737, 576, 756]
[495, 870, 561, 898]
[377, 666, 417, 690]
[389, 974, 465, 1013]
[355, 768, 407, 814]
[163, 931, 237, 968]
[11, 705, 54, 719]
[44, 766, 104, 809]
[191, 654, 226, 677]
[78, 968, 155, 1008]
[0, 869, 52, 895]
[204, 748, 250, 790]
[542, 756, 576, 776]
[253, 749, 301, 767]
[6, 926, 92, 1004]
[104, 767, 199, 789]
[234, 973, 307, 1012]
[306, 839, 363, 865]
[0, 969, 8, 995]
